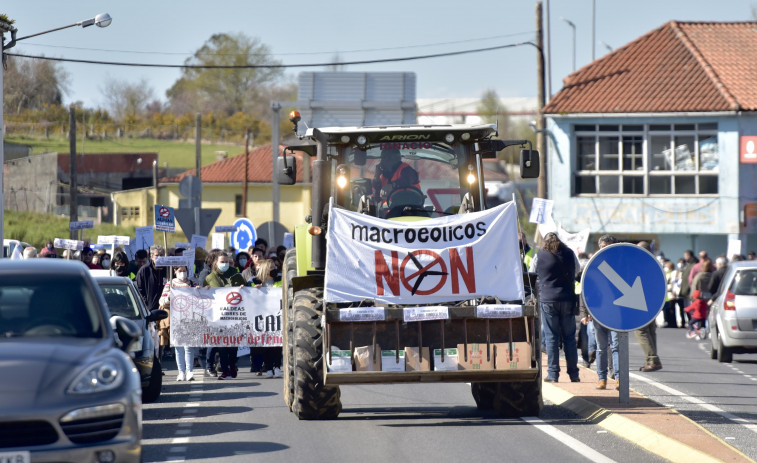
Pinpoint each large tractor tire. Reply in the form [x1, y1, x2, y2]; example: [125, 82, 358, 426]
[292, 287, 342, 420]
[282, 249, 297, 410]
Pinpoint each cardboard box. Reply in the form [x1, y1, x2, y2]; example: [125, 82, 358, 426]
[327, 349, 352, 372]
[354, 345, 381, 371]
[404, 347, 430, 371]
[433, 348, 460, 371]
[381, 350, 406, 372]
[457, 343, 495, 371]
[494, 342, 532, 370]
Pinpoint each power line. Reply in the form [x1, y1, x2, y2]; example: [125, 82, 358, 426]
[5, 42, 534, 69]
[17, 31, 535, 57]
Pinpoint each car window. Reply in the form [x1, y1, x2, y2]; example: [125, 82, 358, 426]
[99, 284, 142, 320]
[730, 270, 757, 296]
[0, 278, 103, 338]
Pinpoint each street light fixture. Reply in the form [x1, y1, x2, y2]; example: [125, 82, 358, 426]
[561, 17, 576, 73]
[1, 13, 112, 248]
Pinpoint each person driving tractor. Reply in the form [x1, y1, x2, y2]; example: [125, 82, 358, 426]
[372, 148, 420, 205]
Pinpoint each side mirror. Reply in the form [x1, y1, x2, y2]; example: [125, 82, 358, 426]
[520, 149, 540, 179]
[147, 309, 169, 323]
[276, 154, 297, 185]
[110, 315, 141, 352]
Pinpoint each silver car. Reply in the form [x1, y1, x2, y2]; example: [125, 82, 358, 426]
[709, 261, 757, 363]
[0, 259, 142, 463]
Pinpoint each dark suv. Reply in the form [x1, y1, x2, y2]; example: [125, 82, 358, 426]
[94, 275, 167, 402]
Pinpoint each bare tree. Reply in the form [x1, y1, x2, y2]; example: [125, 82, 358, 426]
[3, 54, 69, 113]
[100, 77, 155, 123]
[477, 89, 512, 138]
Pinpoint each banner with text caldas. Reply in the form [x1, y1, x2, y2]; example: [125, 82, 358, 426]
[169, 286, 282, 347]
[324, 202, 524, 304]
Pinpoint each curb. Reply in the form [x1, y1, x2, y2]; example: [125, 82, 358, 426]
[542, 382, 725, 463]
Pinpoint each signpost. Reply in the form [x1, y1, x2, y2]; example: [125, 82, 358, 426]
[581, 243, 666, 403]
[69, 220, 94, 244]
[154, 205, 176, 280]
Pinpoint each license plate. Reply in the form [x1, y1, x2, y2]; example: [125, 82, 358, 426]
[0, 451, 30, 463]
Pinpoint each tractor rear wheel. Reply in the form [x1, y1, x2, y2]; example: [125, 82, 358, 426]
[282, 249, 297, 410]
[292, 287, 342, 420]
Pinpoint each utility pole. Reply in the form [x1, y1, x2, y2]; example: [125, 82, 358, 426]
[270, 102, 281, 247]
[69, 106, 78, 238]
[242, 129, 250, 217]
[194, 113, 202, 237]
[536, 2, 547, 200]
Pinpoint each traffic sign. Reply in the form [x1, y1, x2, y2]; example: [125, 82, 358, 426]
[154, 205, 176, 233]
[174, 208, 221, 240]
[581, 243, 666, 332]
[230, 218, 257, 252]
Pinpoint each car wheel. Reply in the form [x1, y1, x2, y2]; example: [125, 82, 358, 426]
[709, 326, 718, 360]
[716, 329, 733, 363]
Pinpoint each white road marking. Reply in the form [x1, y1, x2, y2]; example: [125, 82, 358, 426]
[630, 372, 757, 434]
[522, 416, 617, 463]
[185, 402, 200, 407]
[171, 437, 190, 444]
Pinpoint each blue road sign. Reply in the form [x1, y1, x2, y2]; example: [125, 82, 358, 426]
[230, 218, 257, 252]
[154, 205, 176, 233]
[581, 243, 666, 332]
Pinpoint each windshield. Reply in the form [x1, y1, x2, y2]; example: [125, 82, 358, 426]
[0, 278, 104, 338]
[99, 283, 143, 320]
[342, 141, 469, 219]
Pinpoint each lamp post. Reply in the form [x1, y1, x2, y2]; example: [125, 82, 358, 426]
[561, 17, 576, 73]
[0, 13, 111, 247]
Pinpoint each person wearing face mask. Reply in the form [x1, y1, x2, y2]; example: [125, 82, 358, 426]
[234, 251, 250, 273]
[205, 252, 246, 379]
[111, 251, 136, 280]
[254, 259, 284, 378]
[159, 265, 197, 381]
[100, 253, 111, 270]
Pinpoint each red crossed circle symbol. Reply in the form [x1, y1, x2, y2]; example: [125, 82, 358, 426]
[226, 291, 243, 305]
[159, 207, 171, 218]
[400, 250, 448, 296]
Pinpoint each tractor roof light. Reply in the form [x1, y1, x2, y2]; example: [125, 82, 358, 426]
[336, 164, 348, 189]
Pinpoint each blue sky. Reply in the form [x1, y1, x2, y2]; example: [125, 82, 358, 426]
[4, 0, 755, 109]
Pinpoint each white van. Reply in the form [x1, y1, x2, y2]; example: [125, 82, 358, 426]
[2, 239, 30, 258]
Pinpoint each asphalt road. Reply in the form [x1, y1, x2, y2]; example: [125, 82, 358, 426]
[142, 358, 666, 463]
[625, 325, 757, 461]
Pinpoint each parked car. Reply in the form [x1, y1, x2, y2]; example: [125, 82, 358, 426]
[2, 238, 30, 258]
[709, 261, 757, 362]
[93, 274, 167, 403]
[0, 259, 142, 462]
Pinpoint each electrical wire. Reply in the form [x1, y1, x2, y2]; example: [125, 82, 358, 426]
[17, 31, 535, 57]
[5, 42, 536, 69]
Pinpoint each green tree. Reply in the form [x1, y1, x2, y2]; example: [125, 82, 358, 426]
[166, 33, 284, 118]
[3, 55, 69, 114]
[477, 89, 512, 138]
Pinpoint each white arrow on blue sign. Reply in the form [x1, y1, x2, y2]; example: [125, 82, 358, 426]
[230, 218, 256, 252]
[581, 243, 666, 332]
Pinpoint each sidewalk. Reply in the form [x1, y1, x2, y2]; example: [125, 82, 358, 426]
[540, 353, 754, 463]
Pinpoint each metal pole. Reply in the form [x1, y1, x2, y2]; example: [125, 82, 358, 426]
[536, 2, 548, 200]
[0, 32, 5, 249]
[618, 331, 629, 404]
[242, 129, 250, 217]
[544, 0, 551, 101]
[592, 0, 596, 61]
[69, 106, 78, 239]
[270, 102, 281, 247]
[194, 113, 202, 238]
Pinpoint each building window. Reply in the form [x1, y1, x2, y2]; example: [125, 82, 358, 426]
[235, 195, 243, 217]
[120, 207, 140, 219]
[574, 123, 718, 196]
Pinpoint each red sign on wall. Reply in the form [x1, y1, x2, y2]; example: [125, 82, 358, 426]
[740, 136, 757, 163]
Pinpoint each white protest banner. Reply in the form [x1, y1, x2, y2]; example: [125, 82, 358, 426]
[155, 256, 190, 267]
[174, 242, 191, 249]
[54, 238, 84, 251]
[324, 202, 524, 304]
[97, 235, 131, 246]
[283, 232, 294, 249]
[134, 226, 154, 252]
[191, 234, 207, 252]
[169, 286, 282, 347]
[727, 239, 742, 260]
[557, 225, 591, 257]
[529, 198, 553, 224]
[211, 233, 225, 251]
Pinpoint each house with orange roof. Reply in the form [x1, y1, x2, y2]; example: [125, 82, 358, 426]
[543, 20, 757, 256]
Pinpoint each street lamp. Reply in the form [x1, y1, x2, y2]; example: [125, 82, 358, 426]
[561, 17, 576, 73]
[0, 13, 112, 248]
